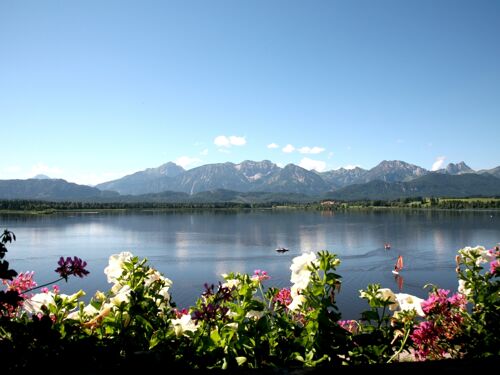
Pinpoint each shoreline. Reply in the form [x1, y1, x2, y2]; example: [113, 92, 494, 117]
[1, 205, 500, 215]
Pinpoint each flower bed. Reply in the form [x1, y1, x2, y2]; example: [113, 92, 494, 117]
[1, 229, 499, 371]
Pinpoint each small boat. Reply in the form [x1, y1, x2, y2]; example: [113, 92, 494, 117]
[276, 247, 289, 253]
[384, 243, 391, 250]
[392, 255, 404, 275]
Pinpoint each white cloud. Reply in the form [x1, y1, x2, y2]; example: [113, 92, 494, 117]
[200, 149, 209, 156]
[267, 143, 279, 149]
[229, 136, 246, 146]
[431, 156, 446, 171]
[328, 152, 334, 159]
[343, 164, 360, 170]
[214, 135, 246, 147]
[298, 146, 325, 154]
[175, 156, 202, 169]
[299, 158, 326, 172]
[214, 136, 230, 147]
[282, 144, 295, 153]
[276, 162, 285, 168]
[30, 163, 63, 178]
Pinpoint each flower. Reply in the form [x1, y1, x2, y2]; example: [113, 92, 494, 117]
[458, 279, 472, 297]
[489, 260, 500, 275]
[458, 245, 495, 267]
[290, 252, 318, 294]
[145, 269, 173, 289]
[395, 293, 425, 317]
[66, 304, 99, 320]
[171, 313, 198, 337]
[4, 271, 37, 298]
[24, 290, 84, 315]
[222, 278, 240, 289]
[338, 320, 359, 334]
[290, 252, 317, 282]
[251, 269, 270, 282]
[104, 252, 133, 283]
[376, 288, 398, 310]
[245, 310, 264, 320]
[110, 285, 131, 306]
[94, 290, 106, 301]
[288, 294, 306, 311]
[274, 287, 292, 306]
[55, 256, 89, 281]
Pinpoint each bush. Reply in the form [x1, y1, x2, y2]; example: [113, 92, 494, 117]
[1, 229, 499, 371]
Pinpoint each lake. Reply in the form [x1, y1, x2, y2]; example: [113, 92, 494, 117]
[2, 209, 499, 319]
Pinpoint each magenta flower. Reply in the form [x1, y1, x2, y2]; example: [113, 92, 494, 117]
[174, 308, 189, 318]
[489, 260, 499, 275]
[55, 256, 89, 281]
[413, 289, 467, 360]
[274, 287, 292, 307]
[338, 319, 359, 334]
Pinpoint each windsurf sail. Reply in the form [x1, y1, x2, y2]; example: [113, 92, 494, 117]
[395, 255, 403, 272]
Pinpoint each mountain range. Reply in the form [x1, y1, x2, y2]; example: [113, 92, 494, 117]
[95, 160, 500, 196]
[1, 160, 499, 202]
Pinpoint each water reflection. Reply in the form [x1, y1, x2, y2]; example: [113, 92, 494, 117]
[394, 274, 404, 292]
[1, 210, 499, 319]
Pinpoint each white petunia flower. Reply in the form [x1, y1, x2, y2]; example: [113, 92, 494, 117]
[24, 292, 56, 314]
[458, 246, 495, 267]
[83, 304, 99, 316]
[171, 314, 198, 337]
[458, 279, 472, 297]
[104, 251, 133, 283]
[157, 286, 171, 306]
[245, 310, 264, 320]
[110, 285, 131, 306]
[288, 294, 306, 311]
[376, 288, 399, 310]
[290, 252, 317, 280]
[290, 252, 318, 293]
[24, 291, 84, 315]
[222, 279, 240, 289]
[144, 269, 173, 289]
[395, 293, 425, 317]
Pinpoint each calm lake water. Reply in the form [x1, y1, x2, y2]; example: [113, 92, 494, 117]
[2, 210, 499, 319]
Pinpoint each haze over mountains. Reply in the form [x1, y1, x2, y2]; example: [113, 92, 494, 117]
[1, 160, 499, 202]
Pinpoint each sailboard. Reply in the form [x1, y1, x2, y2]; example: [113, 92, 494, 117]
[392, 255, 404, 275]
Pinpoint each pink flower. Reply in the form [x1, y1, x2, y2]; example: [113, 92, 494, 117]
[274, 288, 292, 307]
[174, 308, 189, 318]
[338, 319, 358, 334]
[489, 260, 499, 275]
[413, 289, 467, 360]
[252, 269, 270, 282]
[4, 271, 37, 298]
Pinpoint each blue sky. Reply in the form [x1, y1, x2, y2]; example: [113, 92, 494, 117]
[1, 0, 499, 185]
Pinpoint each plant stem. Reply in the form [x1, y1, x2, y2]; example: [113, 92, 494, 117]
[387, 323, 412, 363]
[23, 277, 65, 293]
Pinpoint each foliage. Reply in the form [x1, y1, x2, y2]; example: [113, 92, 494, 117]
[0, 229, 499, 371]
